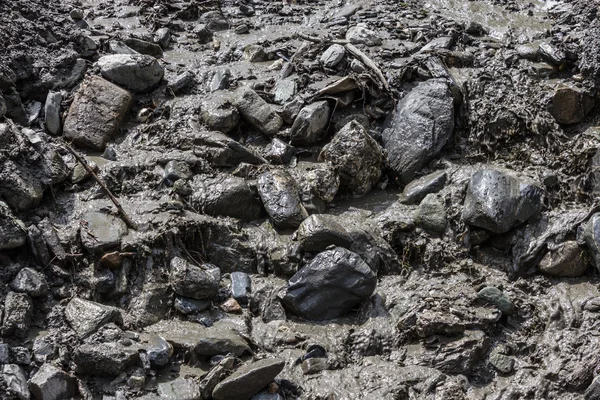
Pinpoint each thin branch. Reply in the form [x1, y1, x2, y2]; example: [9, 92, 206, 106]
[345, 43, 391, 92]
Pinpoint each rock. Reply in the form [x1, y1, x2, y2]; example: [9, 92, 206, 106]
[10, 268, 48, 297]
[538, 241, 590, 277]
[319, 120, 382, 195]
[191, 174, 263, 221]
[289, 101, 331, 145]
[200, 11, 229, 32]
[174, 297, 211, 315]
[231, 272, 251, 306]
[0, 202, 27, 249]
[0, 161, 44, 211]
[63, 76, 134, 150]
[258, 169, 308, 229]
[28, 364, 75, 400]
[210, 69, 231, 92]
[97, 54, 164, 93]
[155, 28, 171, 49]
[345, 24, 382, 46]
[168, 70, 195, 94]
[301, 357, 328, 375]
[402, 170, 447, 205]
[539, 43, 565, 65]
[462, 169, 543, 234]
[383, 79, 454, 183]
[2, 292, 32, 338]
[235, 87, 283, 136]
[139, 333, 172, 367]
[170, 257, 220, 300]
[124, 38, 163, 58]
[221, 298, 242, 314]
[158, 378, 202, 400]
[291, 161, 339, 214]
[282, 247, 377, 320]
[65, 297, 119, 338]
[164, 160, 193, 182]
[80, 211, 128, 252]
[416, 194, 447, 233]
[44, 91, 62, 135]
[74, 342, 139, 376]
[244, 44, 268, 62]
[516, 44, 539, 60]
[212, 358, 285, 400]
[420, 36, 454, 53]
[0, 343, 9, 363]
[265, 138, 296, 165]
[272, 79, 297, 105]
[145, 320, 250, 357]
[200, 92, 240, 134]
[70, 159, 98, 184]
[582, 213, 600, 272]
[320, 44, 346, 68]
[295, 214, 353, 252]
[489, 348, 515, 375]
[477, 287, 515, 316]
[586, 376, 600, 400]
[2, 364, 30, 400]
[549, 83, 594, 125]
[200, 356, 236, 399]
[192, 129, 265, 167]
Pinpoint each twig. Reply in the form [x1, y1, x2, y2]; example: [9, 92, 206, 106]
[60, 140, 139, 230]
[295, 32, 348, 45]
[345, 43, 391, 92]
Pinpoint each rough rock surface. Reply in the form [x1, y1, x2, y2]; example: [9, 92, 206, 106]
[97, 54, 164, 93]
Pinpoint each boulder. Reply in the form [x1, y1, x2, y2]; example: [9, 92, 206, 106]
[63, 76, 133, 150]
[290, 161, 339, 214]
[295, 214, 353, 252]
[212, 358, 285, 400]
[170, 257, 220, 300]
[290, 101, 331, 145]
[0, 161, 44, 211]
[538, 241, 590, 277]
[462, 169, 543, 234]
[0, 201, 27, 249]
[97, 54, 164, 93]
[416, 194, 447, 233]
[258, 170, 308, 229]
[65, 297, 119, 338]
[2, 292, 32, 338]
[235, 87, 282, 136]
[549, 83, 594, 125]
[282, 247, 377, 320]
[383, 79, 454, 183]
[28, 364, 75, 400]
[319, 120, 383, 195]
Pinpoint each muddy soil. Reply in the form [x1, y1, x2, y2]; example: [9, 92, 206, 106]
[2, 0, 600, 399]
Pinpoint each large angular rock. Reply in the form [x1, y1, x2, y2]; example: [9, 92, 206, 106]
[97, 54, 164, 93]
[73, 342, 139, 376]
[235, 87, 282, 136]
[290, 101, 331, 145]
[290, 161, 339, 214]
[319, 120, 383, 195]
[65, 297, 119, 338]
[2, 364, 30, 400]
[170, 257, 220, 300]
[295, 214, 353, 253]
[539, 241, 590, 277]
[258, 169, 308, 229]
[200, 92, 240, 134]
[0, 201, 27, 249]
[2, 292, 32, 338]
[212, 358, 285, 400]
[63, 76, 133, 150]
[402, 170, 447, 205]
[383, 79, 454, 183]
[282, 247, 377, 320]
[191, 174, 263, 222]
[80, 211, 128, 252]
[10, 268, 48, 297]
[28, 364, 75, 400]
[0, 161, 44, 211]
[462, 169, 543, 234]
[549, 83, 594, 125]
[416, 193, 447, 233]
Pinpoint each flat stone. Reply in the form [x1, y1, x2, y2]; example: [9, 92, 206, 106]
[97, 54, 164, 93]
[28, 364, 75, 400]
[65, 297, 119, 338]
[73, 342, 139, 376]
[235, 87, 283, 136]
[44, 91, 62, 135]
[212, 358, 285, 400]
[63, 76, 133, 150]
[402, 170, 447, 205]
[80, 211, 128, 252]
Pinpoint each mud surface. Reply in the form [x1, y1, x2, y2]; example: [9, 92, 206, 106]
[2, 0, 600, 399]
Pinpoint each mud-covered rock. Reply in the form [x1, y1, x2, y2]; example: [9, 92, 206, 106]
[158, 377, 202, 400]
[295, 214, 353, 252]
[463, 169, 543, 234]
[235, 87, 283, 136]
[2, 292, 32, 338]
[345, 24, 382, 46]
[80, 211, 128, 252]
[2, 364, 29, 400]
[258, 169, 308, 229]
[65, 297, 119, 338]
[477, 286, 515, 316]
[200, 92, 240, 134]
[265, 138, 296, 165]
[74, 342, 139, 376]
[320, 44, 346, 68]
[97, 54, 164, 93]
[28, 363, 75, 400]
[416, 193, 447, 233]
[290, 101, 331, 145]
[231, 272, 251, 306]
[170, 257, 220, 300]
[63, 76, 134, 150]
[212, 358, 285, 400]
[319, 120, 383, 196]
[383, 79, 454, 182]
[539, 241, 590, 277]
[402, 170, 447, 205]
[0, 202, 27, 249]
[549, 83, 594, 124]
[0, 161, 44, 211]
[10, 267, 48, 297]
[282, 247, 377, 320]
[192, 129, 265, 167]
[43, 91, 62, 135]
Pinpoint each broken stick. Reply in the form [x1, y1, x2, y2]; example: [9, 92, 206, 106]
[61, 140, 138, 231]
[344, 43, 391, 92]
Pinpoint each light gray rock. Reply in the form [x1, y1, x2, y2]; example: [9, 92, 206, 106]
[243, 44, 267, 62]
[273, 79, 297, 105]
[235, 87, 282, 136]
[462, 169, 543, 234]
[158, 378, 202, 400]
[212, 358, 285, 400]
[63, 76, 134, 150]
[282, 247, 377, 320]
[3, 364, 30, 400]
[383, 79, 454, 183]
[345, 24, 382, 46]
[200, 91, 240, 134]
[80, 211, 128, 252]
[65, 297, 119, 338]
[124, 37, 163, 58]
[290, 101, 331, 145]
[320, 44, 346, 67]
[231, 272, 251, 306]
[319, 120, 382, 195]
[28, 364, 75, 400]
[0, 201, 27, 250]
[43, 91, 62, 135]
[258, 169, 308, 229]
[97, 54, 164, 93]
[170, 257, 220, 300]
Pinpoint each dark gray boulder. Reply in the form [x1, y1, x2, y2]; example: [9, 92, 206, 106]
[170, 257, 220, 300]
[383, 79, 454, 183]
[235, 87, 282, 136]
[462, 169, 543, 234]
[282, 247, 377, 320]
[290, 101, 330, 145]
[28, 364, 75, 400]
[258, 169, 308, 229]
